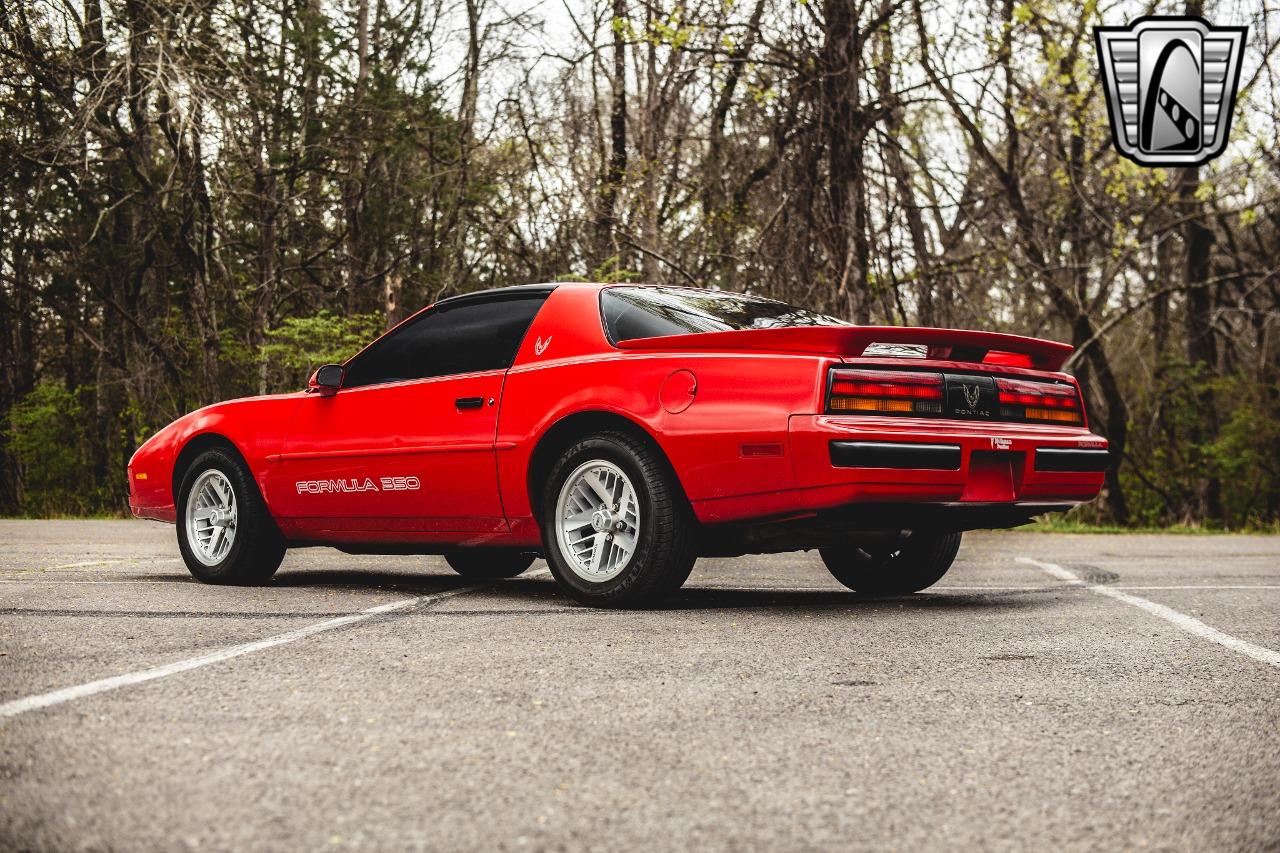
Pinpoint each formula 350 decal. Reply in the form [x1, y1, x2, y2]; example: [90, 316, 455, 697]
[295, 476, 421, 494]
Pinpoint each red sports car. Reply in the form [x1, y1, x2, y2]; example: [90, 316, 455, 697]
[129, 283, 1108, 606]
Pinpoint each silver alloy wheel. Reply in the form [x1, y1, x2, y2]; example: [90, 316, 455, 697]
[185, 469, 238, 566]
[555, 459, 640, 583]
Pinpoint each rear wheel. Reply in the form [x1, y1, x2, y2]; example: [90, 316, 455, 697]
[177, 447, 286, 585]
[444, 549, 535, 579]
[819, 531, 961, 596]
[540, 430, 695, 608]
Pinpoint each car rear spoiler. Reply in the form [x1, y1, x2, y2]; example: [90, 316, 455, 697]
[616, 326, 1074, 372]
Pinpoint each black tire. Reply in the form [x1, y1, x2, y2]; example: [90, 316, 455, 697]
[539, 430, 696, 608]
[819, 531, 962, 596]
[444, 549, 535, 579]
[176, 447, 286, 585]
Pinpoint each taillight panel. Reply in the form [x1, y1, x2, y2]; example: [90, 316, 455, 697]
[827, 370, 944, 415]
[995, 377, 1083, 425]
[827, 367, 1085, 426]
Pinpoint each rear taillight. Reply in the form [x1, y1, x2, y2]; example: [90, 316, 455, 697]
[827, 369, 944, 415]
[996, 377, 1083, 425]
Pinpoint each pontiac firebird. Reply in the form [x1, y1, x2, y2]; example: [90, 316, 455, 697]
[128, 283, 1108, 607]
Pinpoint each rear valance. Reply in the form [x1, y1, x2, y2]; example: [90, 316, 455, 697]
[616, 326, 1073, 372]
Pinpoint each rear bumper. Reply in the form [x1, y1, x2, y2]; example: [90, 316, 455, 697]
[690, 415, 1107, 525]
[695, 500, 1077, 555]
[792, 414, 1106, 508]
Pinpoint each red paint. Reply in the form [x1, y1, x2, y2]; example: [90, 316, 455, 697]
[961, 452, 1022, 502]
[129, 283, 1106, 550]
[265, 370, 507, 538]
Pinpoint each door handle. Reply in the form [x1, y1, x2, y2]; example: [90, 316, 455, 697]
[455, 396, 484, 410]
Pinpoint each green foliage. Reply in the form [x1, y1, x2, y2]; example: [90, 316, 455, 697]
[593, 256, 644, 283]
[1204, 377, 1280, 527]
[7, 382, 100, 516]
[216, 328, 259, 391]
[260, 311, 385, 392]
[1119, 367, 1280, 529]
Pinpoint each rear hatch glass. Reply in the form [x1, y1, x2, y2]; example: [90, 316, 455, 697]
[602, 286, 846, 343]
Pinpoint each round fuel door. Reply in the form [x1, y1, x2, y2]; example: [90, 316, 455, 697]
[659, 370, 697, 414]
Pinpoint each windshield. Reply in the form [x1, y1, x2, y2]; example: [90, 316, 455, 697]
[601, 286, 846, 343]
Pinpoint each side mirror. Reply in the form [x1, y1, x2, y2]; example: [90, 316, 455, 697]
[308, 364, 344, 396]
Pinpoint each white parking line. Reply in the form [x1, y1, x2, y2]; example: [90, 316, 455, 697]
[0, 579, 189, 585]
[1112, 585, 1280, 591]
[0, 559, 130, 575]
[945, 584, 1280, 591]
[1018, 557, 1280, 670]
[0, 558, 183, 578]
[699, 584, 1280, 594]
[0, 569, 551, 720]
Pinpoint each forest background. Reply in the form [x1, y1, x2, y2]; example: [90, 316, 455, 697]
[2, 0, 1278, 526]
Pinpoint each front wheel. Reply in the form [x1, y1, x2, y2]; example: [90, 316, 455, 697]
[176, 447, 286, 585]
[539, 430, 695, 608]
[820, 531, 961, 596]
[444, 549, 535, 579]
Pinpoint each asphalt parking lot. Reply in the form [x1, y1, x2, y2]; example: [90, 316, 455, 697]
[1, 520, 1278, 851]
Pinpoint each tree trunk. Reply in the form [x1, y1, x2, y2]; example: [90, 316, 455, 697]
[343, 0, 372, 311]
[1175, 0, 1223, 523]
[875, 20, 934, 325]
[596, 0, 628, 269]
[821, 1, 871, 322]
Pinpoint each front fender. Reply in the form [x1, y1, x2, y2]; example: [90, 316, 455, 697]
[128, 394, 303, 522]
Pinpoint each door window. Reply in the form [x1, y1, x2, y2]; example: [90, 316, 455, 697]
[344, 293, 548, 388]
